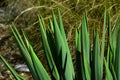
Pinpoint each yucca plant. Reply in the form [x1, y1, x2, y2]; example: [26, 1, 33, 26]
[0, 8, 120, 80]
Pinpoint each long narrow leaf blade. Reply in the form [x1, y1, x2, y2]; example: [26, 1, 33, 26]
[110, 16, 120, 64]
[38, 16, 60, 80]
[81, 14, 90, 63]
[101, 8, 107, 79]
[83, 50, 91, 80]
[104, 58, 113, 80]
[92, 30, 101, 80]
[10, 24, 39, 80]
[115, 28, 120, 80]
[76, 28, 84, 80]
[52, 11, 75, 80]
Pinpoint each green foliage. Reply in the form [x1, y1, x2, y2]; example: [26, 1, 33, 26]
[0, 8, 120, 80]
[92, 30, 101, 80]
[10, 23, 51, 80]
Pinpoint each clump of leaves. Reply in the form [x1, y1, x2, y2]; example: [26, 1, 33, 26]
[0, 8, 120, 80]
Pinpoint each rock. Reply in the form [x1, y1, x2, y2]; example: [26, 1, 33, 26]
[14, 64, 30, 72]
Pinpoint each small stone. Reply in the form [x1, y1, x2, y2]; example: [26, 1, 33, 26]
[14, 64, 30, 72]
